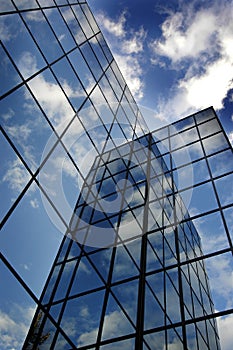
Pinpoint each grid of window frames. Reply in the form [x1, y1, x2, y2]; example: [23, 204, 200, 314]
[1, 1, 233, 350]
[24, 108, 233, 349]
[0, 1, 148, 349]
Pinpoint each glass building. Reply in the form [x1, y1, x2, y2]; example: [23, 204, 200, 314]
[23, 110, 232, 349]
[0, 1, 232, 349]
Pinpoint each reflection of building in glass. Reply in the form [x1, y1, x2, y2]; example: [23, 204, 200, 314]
[0, 1, 232, 350]
[24, 112, 230, 349]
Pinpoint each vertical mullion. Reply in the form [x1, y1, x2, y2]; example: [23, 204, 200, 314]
[135, 133, 152, 349]
[168, 125, 188, 349]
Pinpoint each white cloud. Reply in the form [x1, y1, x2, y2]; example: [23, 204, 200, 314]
[25, 10, 49, 22]
[77, 327, 98, 347]
[2, 158, 31, 194]
[166, 339, 183, 350]
[79, 306, 89, 318]
[2, 50, 86, 200]
[122, 27, 147, 54]
[4, 116, 39, 172]
[61, 316, 78, 338]
[217, 314, 233, 350]
[28, 74, 74, 129]
[114, 53, 144, 100]
[2, 52, 89, 205]
[150, 1, 233, 121]
[17, 52, 85, 132]
[206, 254, 233, 310]
[179, 58, 233, 111]
[95, 11, 147, 100]
[0, 305, 35, 350]
[102, 310, 132, 338]
[6, 124, 32, 142]
[151, 9, 217, 63]
[21, 263, 30, 271]
[17, 51, 38, 79]
[79, 260, 91, 275]
[93, 3, 232, 122]
[1, 108, 15, 122]
[30, 198, 39, 209]
[2, 115, 40, 195]
[96, 11, 127, 37]
[61, 8, 75, 23]
[0, 20, 14, 42]
[77, 309, 132, 347]
[229, 131, 233, 145]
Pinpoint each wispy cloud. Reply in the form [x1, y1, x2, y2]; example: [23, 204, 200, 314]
[1, 108, 15, 122]
[2, 158, 31, 194]
[206, 254, 233, 310]
[30, 198, 39, 209]
[122, 27, 146, 54]
[21, 263, 31, 271]
[95, 11, 147, 100]
[77, 309, 132, 347]
[0, 19, 15, 42]
[114, 53, 144, 100]
[6, 124, 32, 142]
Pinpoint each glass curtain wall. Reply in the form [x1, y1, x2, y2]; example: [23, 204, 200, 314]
[1, 0, 232, 349]
[0, 1, 147, 349]
[25, 108, 232, 349]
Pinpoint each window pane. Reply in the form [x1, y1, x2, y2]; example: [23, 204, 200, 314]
[22, 11, 63, 63]
[198, 118, 221, 138]
[202, 133, 229, 155]
[0, 14, 46, 79]
[60, 290, 104, 347]
[61, 6, 86, 45]
[28, 68, 74, 134]
[72, 4, 94, 39]
[44, 7, 76, 52]
[182, 182, 218, 216]
[0, 186, 63, 297]
[193, 212, 229, 254]
[223, 207, 233, 242]
[195, 108, 215, 123]
[208, 149, 233, 177]
[215, 173, 233, 206]
[51, 56, 87, 111]
[171, 116, 195, 134]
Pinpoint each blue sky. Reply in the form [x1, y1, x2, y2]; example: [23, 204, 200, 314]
[88, 0, 233, 139]
[0, 0, 233, 349]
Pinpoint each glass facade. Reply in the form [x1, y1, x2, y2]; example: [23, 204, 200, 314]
[24, 110, 233, 349]
[0, 1, 232, 350]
